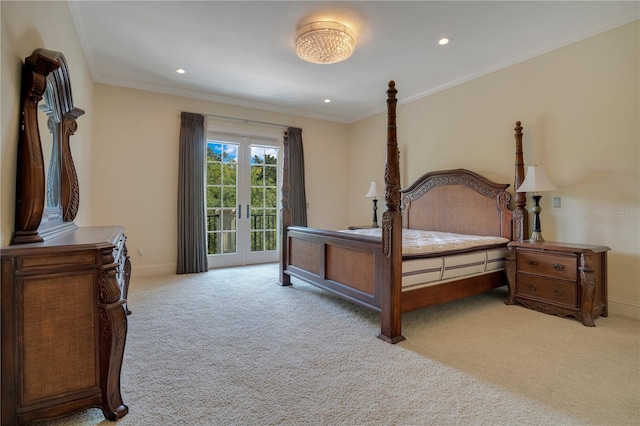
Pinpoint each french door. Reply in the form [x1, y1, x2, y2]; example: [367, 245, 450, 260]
[206, 136, 280, 268]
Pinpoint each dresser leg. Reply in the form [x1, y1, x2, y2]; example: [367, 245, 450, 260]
[99, 305, 129, 420]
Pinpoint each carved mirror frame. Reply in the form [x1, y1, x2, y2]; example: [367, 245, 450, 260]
[13, 49, 84, 244]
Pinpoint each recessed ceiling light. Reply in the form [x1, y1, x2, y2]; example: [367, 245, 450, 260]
[324, 99, 331, 103]
[438, 37, 451, 46]
[175, 68, 186, 74]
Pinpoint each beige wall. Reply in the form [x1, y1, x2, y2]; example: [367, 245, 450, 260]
[1, 1, 94, 245]
[91, 85, 350, 273]
[349, 21, 639, 318]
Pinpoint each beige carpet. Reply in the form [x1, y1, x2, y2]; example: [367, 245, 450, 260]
[42, 263, 639, 425]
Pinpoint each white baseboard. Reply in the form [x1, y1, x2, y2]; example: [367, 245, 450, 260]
[131, 263, 176, 277]
[609, 297, 640, 320]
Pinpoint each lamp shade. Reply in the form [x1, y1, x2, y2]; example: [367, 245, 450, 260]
[516, 165, 558, 193]
[365, 181, 383, 198]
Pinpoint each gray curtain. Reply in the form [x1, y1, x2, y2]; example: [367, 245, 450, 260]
[287, 127, 307, 226]
[177, 112, 208, 274]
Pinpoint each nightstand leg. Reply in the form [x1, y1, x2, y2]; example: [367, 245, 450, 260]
[504, 246, 517, 305]
[579, 252, 596, 327]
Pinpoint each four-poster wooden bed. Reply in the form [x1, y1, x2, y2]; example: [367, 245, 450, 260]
[279, 81, 527, 343]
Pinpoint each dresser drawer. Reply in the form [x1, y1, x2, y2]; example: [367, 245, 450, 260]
[516, 273, 577, 307]
[517, 251, 576, 281]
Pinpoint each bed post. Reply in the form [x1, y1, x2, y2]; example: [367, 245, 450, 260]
[279, 130, 291, 286]
[512, 121, 527, 241]
[378, 81, 405, 344]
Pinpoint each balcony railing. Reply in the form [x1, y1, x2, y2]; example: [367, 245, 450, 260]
[207, 210, 277, 253]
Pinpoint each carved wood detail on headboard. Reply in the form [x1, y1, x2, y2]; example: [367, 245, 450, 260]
[400, 169, 512, 238]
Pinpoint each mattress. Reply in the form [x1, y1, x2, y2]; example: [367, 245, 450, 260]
[401, 247, 507, 289]
[339, 228, 509, 290]
[339, 228, 508, 256]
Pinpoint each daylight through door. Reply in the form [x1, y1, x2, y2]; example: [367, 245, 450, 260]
[206, 138, 280, 267]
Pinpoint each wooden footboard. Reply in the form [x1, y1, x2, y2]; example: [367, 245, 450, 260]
[282, 226, 386, 312]
[281, 226, 404, 343]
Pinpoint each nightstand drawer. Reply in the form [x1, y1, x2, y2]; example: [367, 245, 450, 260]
[517, 251, 576, 281]
[516, 273, 577, 307]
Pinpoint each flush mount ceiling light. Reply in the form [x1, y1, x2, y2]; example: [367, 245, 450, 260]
[295, 21, 356, 64]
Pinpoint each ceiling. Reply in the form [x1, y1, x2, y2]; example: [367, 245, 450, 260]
[68, 1, 639, 124]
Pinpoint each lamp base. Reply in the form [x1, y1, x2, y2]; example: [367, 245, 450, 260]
[371, 198, 379, 228]
[529, 195, 545, 242]
[529, 231, 545, 242]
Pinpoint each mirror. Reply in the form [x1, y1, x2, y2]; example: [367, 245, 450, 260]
[40, 81, 62, 212]
[12, 49, 84, 244]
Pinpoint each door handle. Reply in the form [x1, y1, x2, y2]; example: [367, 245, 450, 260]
[246, 204, 250, 220]
[238, 205, 241, 219]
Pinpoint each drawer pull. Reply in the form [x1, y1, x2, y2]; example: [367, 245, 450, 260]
[527, 260, 539, 267]
[553, 288, 564, 296]
[527, 283, 537, 291]
[552, 263, 565, 271]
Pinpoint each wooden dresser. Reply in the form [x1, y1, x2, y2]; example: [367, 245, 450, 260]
[505, 240, 610, 326]
[1, 226, 130, 424]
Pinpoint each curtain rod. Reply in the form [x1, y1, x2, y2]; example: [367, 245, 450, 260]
[180, 110, 291, 129]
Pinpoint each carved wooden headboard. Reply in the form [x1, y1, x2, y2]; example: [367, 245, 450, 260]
[400, 169, 513, 239]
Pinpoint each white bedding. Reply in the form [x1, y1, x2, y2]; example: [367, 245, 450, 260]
[338, 228, 509, 256]
[338, 228, 509, 290]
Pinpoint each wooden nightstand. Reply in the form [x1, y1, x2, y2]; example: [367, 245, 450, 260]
[505, 241, 610, 326]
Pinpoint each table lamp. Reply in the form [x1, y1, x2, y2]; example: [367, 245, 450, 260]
[365, 181, 383, 228]
[516, 165, 557, 242]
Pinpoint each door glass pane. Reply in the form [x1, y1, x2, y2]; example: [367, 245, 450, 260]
[265, 230, 277, 251]
[250, 187, 263, 207]
[206, 141, 238, 255]
[251, 231, 264, 251]
[223, 163, 236, 185]
[265, 187, 277, 208]
[249, 146, 279, 253]
[207, 163, 221, 185]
